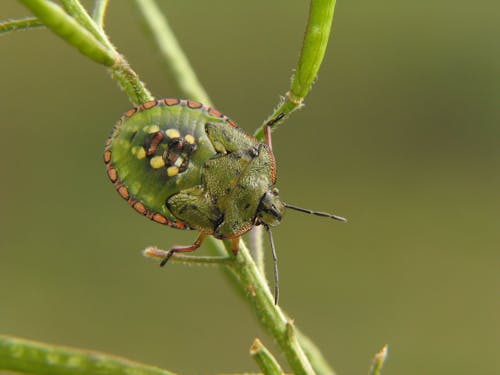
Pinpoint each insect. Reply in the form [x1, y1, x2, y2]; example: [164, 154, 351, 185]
[104, 98, 346, 303]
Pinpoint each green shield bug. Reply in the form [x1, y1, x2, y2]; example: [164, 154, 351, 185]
[104, 98, 346, 303]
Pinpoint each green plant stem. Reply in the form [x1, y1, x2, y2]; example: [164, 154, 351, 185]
[296, 330, 337, 375]
[92, 0, 110, 28]
[0, 17, 43, 35]
[60, 0, 114, 50]
[132, 0, 211, 105]
[18, 0, 116, 66]
[250, 338, 284, 375]
[254, 0, 337, 141]
[225, 240, 316, 375]
[0, 335, 177, 375]
[369, 345, 388, 375]
[19, 0, 152, 106]
[143, 246, 234, 266]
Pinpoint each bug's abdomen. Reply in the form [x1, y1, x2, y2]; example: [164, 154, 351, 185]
[104, 99, 230, 227]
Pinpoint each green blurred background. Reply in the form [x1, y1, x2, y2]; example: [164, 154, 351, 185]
[1, 1, 499, 374]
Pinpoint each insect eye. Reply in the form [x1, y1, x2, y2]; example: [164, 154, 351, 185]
[272, 188, 279, 196]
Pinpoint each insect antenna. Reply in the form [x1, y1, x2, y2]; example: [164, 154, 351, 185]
[265, 226, 280, 305]
[284, 203, 347, 222]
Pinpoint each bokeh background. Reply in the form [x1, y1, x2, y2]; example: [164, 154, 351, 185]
[1, 1, 498, 374]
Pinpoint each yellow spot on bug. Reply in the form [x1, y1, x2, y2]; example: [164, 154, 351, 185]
[167, 166, 179, 177]
[166, 129, 180, 138]
[150, 156, 165, 169]
[185, 134, 195, 144]
[144, 124, 160, 134]
[136, 147, 146, 160]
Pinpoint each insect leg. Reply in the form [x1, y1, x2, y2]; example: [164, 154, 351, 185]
[263, 113, 285, 151]
[160, 233, 207, 266]
[231, 237, 240, 255]
[264, 123, 273, 152]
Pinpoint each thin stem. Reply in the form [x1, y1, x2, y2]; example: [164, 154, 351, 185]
[143, 246, 235, 266]
[296, 330, 337, 375]
[19, 0, 153, 106]
[0, 17, 43, 35]
[132, 0, 212, 105]
[250, 338, 284, 375]
[110, 62, 154, 106]
[60, 0, 114, 50]
[92, 0, 110, 28]
[0, 335, 177, 375]
[226, 240, 315, 375]
[369, 345, 388, 375]
[19, 0, 116, 66]
[254, 0, 337, 141]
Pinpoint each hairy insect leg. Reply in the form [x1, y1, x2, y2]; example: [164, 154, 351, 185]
[160, 233, 208, 266]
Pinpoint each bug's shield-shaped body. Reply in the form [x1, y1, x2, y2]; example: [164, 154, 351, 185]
[104, 99, 277, 239]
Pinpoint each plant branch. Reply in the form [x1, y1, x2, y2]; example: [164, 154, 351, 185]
[18, 0, 116, 66]
[225, 240, 316, 375]
[92, 0, 110, 28]
[369, 345, 388, 375]
[0, 335, 177, 375]
[143, 246, 234, 266]
[132, 0, 211, 105]
[0, 17, 43, 35]
[250, 338, 284, 375]
[19, 0, 152, 106]
[254, 0, 337, 141]
[60, 0, 114, 50]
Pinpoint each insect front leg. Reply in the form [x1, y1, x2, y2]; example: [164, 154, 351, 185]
[263, 113, 285, 152]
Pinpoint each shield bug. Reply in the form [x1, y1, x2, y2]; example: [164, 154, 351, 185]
[104, 98, 346, 303]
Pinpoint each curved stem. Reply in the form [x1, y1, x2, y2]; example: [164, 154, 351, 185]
[254, 0, 337, 141]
